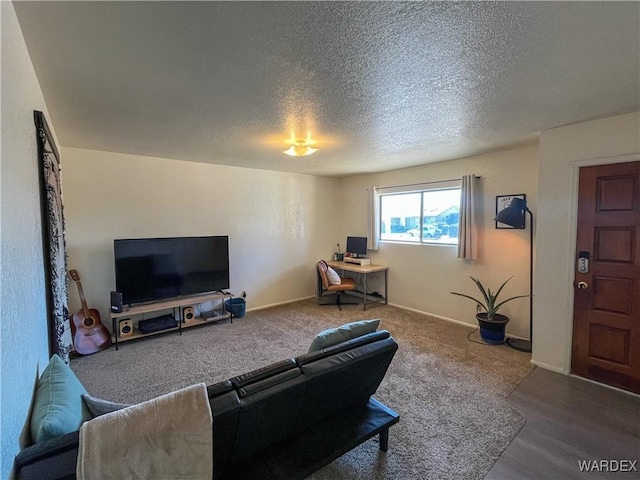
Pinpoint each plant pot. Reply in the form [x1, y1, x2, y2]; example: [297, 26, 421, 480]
[476, 313, 509, 345]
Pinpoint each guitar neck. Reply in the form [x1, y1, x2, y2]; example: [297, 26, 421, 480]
[76, 281, 91, 318]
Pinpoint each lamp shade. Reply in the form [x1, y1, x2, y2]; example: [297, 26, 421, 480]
[495, 197, 528, 228]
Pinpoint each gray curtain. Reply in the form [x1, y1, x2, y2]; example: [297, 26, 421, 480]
[457, 174, 479, 260]
[369, 187, 380, 251]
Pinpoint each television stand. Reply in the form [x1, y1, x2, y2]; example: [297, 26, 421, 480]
[109, 291, 234, 350]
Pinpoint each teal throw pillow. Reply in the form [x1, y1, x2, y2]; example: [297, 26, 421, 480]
[308, 319, 381, 353]
[30, 354, 92, 443]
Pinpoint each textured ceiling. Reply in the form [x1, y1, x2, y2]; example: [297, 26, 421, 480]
[13, 1, 640, 177]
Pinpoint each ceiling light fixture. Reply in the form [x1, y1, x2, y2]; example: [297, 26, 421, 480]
[283, 132, 318, 157]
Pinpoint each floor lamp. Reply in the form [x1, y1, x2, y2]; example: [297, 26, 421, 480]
[495, 197, 533, 353]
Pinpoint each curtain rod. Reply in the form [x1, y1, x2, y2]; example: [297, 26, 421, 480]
[375, 175, 481, 191]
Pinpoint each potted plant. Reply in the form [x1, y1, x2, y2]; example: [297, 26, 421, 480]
[451, 276, 529, 344]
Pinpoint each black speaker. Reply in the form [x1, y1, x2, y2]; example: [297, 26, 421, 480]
[110, 291, 123, 313]
[183, 306, 194, 323]
[118, 319, 133, 337]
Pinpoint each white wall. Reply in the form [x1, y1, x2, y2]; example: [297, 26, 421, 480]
[339, 145, 539, 340]
[0, 2, 53, 477]
[535, 112, 640, 373]
[61, 148, 342, 321]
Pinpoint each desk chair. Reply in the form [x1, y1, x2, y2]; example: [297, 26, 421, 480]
[316, 260, 358, 311]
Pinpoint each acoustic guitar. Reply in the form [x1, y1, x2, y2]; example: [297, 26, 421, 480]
[69, 269, 112, 355]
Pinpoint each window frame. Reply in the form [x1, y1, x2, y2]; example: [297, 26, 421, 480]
[377, 181, 461, 247]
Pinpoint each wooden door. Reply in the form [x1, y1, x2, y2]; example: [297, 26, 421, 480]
[571, 161, 640, 393]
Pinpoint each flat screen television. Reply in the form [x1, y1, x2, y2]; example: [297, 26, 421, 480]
[346, 236, 368, 257]
[114, 236, 229, 306]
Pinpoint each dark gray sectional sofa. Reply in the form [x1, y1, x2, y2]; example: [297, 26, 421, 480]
[15, 329, 399, 480]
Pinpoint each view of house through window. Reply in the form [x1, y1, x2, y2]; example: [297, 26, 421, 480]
[379, 188, 461, 245]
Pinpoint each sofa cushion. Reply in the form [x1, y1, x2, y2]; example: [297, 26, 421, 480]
[295, 335, 398, 435]
[230, 358, 297, 389]
[231, 374, 307, 464]
[297, 330, 391, 366]
[207, 387, 242, 480]
[30, 354, 92, 444]
[237, 368, 302, 398]
[308, 319, 381, 353]
[207, 379, 234, 398]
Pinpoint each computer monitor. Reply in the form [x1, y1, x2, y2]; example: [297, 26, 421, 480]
[346, 236, 368, 257]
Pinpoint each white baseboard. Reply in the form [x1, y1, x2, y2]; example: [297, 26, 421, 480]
[387, 303, 476, 329]
[246, 295, 315, 313]
[530, 361, 565, 374]
[387, 302, 542, 361]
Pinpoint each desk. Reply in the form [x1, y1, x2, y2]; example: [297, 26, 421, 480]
[326, 261, 388, 311]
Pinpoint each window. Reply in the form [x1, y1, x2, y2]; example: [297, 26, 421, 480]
[379, 187, 461, 245]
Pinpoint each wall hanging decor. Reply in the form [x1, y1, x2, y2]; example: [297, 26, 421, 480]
[35, 110, 73, 362]
[495, 194, 526, 229]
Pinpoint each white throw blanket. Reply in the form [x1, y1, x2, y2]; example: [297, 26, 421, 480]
[77, 383, 212, 480]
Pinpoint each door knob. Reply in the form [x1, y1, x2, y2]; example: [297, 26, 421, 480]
[577, 281, 588, 289]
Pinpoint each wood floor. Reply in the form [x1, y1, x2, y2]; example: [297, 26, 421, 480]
[485, 367, 640, 480]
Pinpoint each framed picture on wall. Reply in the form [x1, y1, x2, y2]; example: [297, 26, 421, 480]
[495, 194, 526, 229]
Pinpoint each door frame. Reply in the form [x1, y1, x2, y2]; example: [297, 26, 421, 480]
[563, 154, 640, 375]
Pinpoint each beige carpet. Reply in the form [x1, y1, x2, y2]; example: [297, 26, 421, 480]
[71, 298, 533, 479]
